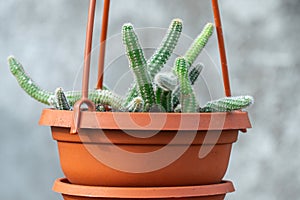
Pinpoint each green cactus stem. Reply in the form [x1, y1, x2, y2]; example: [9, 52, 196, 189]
[155, 87, 173, 112]
[8, 56, 53, 105]
[88, 90, 125, 111]
[49, 90, 124, 111]
[8, 56, 125, 110]
[174, 57, 199, 113]
[124, 19, 182, 106]
[154, 72, 176, 112]
[53, 87, 71, 110]
[122, 23, 155, 111]
[126, 97, 144, 112]
[173, 63, 203, 108]
[184, 23, 214, 67]
[148, 18, 183, 77]
[188, 63, 204, 84]
[200, 95, 254, 112]
[123, 84, 139, 107]
[65, 89, 125, 111]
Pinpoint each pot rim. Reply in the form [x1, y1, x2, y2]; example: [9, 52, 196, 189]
[39, 109, 251, 131]
[53, 178, 235, 198]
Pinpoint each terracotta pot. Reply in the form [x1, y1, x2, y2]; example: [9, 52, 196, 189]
[53, 178, 235, 200]
[39, 109, 251, 186]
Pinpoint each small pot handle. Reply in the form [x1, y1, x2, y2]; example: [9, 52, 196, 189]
[71, 0, 97, 134]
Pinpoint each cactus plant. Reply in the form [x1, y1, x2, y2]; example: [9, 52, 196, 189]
[173, 57, 199, 113]
[8, 56, 53, 105]
[172, 63, 204, 108]
[122, 23, 156, 111]
[124, 19, 183, 106]
[184, 23, 214, 67]
[200, 95, 254, 112]
[8, 56, 125, 111]
[147, 19, 183, 77]
[52, 88, 71, 110]
[8, 19, 253, 114]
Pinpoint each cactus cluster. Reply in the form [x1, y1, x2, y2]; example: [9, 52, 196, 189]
[8, 19, 253, 113]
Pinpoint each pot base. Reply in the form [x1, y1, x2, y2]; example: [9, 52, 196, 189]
[53, 178, 235, 200]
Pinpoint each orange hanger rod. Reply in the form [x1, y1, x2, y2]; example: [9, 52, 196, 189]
[211, 0, 232, 97]
[96, 0, 110, 89]
[71, 0, 97, 134]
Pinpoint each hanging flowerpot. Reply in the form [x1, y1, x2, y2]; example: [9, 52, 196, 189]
[53, 178, 235, 200]
[40, 110, 251, 186]
[7, 0, 253, 197]
[36, 0, 252, 187]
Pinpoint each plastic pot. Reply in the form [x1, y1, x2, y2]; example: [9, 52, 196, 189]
[53, 178, 235, 200]
[40, 109, 251, 187]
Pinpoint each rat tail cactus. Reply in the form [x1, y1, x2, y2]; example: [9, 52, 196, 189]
[174, 57, 199, 113]
[184, 23, 214, 67]
[124, 19, 183, 106]
[200, 95, 254, 112]
[8, 56, 53, 105]
[172, 63, 203, 108]
[8, 20, 254, 114]
[81, 89, 125, 111]
[155, 88, 173, 112]
[148, 18, 183, 77]
[52, 87, 71, 110]
[122, 23, 155, 111]
[154, 72, 177, 112]
[8, 56, 125, 111]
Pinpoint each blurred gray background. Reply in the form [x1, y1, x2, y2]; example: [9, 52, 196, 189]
[1, 0, 299, 199]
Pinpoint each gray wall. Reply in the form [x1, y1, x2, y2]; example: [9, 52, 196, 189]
[1, 0, 299, 199]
